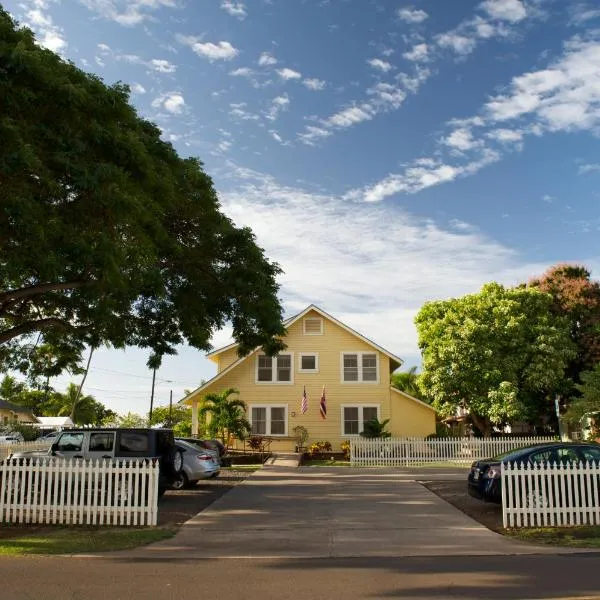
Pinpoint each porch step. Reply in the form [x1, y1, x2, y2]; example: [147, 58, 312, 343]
[265, 453, 301, 467]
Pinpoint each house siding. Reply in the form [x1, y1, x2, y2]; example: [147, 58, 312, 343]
[188, 308, 435, 450]
[215, 347, 241, 373]
[389, 389, 436, 437]
[0, 408, 36, 425]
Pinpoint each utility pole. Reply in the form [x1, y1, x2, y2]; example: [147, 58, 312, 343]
[169, 389, 173, 427]
[149, 367, 156, 425]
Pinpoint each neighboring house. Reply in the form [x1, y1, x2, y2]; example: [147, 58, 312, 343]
[36, 416, 74, 431]
[182, 305, 436, 451]
[0, 399, 39, 426]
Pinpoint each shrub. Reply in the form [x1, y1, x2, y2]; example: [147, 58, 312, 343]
[246, 436, 264, 451]
[340, 440, 351, 460]
[308, 441, 332, 457]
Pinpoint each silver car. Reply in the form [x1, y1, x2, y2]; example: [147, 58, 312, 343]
[172, 439, 220, 489]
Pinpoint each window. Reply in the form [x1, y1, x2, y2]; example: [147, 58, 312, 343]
[341, 352, 379, 383]
[88, 432, 115, 452]
[118, 432, 150, 454]
[56, 432, 84, 452]
[556, 447, 580, 464]
[303, 318, 323, 335]
[256, 353, 293, 383]
[579, 446, 600, 462]
[299, 353, 319, 373]
[341, 405, 381, 436]
[529, 449, 554, 464]
[250, 405, 288, 436]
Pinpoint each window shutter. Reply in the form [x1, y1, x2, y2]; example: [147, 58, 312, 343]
[304, 318, 323, 335]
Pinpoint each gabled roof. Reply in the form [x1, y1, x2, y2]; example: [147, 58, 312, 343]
[0, 399, 34, 414]
[390, 386, 437, 412]
[182, 304, 404, 405]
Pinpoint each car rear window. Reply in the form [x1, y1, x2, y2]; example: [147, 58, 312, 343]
[118, 432, 150, 454]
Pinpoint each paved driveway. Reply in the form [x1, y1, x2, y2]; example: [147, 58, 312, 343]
[123, 466, 564, 559]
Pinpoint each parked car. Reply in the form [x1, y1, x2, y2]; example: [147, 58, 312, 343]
[8, 428, 184, 497]
[171, 439, 220, 489]
[36, 430, 60, 442]
[0, 432, 24, 444]
[177, 437, 226, 458]
[468, 442, 600, 503]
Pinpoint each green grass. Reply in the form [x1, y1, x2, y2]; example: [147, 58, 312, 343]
[302, 459, 351, 467]
[505, 525, 600, 548]
[0, 526, 176, 556]
[223, 464, 262, 471]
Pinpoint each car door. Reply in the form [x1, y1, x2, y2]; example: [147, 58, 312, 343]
[86, 431, 116, 463]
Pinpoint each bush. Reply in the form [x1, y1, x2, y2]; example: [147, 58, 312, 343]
[340, 440, 351, 460]
[246, 436, 264, 451]
[308, 441, 332, 457]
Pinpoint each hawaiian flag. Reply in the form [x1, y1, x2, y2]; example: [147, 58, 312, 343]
[301, 386, 308, 415]
[319, 385, 327, 420]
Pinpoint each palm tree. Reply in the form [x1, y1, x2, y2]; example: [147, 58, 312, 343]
[199, 388, 251, 446]
[54, 383, 98, 424]
[391, 366, 426, 400]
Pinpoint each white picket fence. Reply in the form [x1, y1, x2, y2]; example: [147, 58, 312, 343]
[350, 436, 557, 467]
[501, 461, 600, 528]
[0, 441, 52, 461]
[0, 458, 159, 526]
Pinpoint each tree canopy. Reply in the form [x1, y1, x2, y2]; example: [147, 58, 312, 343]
[415, 283, 576, 436]
[0, 9, 286, 375]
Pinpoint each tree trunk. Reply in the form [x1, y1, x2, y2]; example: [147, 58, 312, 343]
[72, 346, 94, 423]
[470, 413, 493, 437]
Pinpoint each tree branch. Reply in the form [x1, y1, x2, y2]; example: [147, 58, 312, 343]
[0, 281, 87, 306]
[0, 318, 80, 345]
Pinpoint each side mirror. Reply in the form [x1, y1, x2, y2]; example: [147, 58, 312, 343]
[50, 443, 58, 455]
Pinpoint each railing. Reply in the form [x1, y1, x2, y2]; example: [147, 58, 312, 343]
[0, 458, 159, 526]
[501, 461, 600, 528]
[350, 436, 558, 467]
[0, 441, 52, 461]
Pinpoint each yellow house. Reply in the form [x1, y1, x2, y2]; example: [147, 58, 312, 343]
[183, 305, 436, 451]
[0, 399, 38, 426]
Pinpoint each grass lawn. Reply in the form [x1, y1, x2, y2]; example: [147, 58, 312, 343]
[223, 465, 262, 471]
[505, 526, 600, 548]
[302, 459, 351, 467]
[0, 526, 176, 556]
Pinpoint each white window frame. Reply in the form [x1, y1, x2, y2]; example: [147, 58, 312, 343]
[249, 404, 288, 437]
[255, 352, 294, 384]
[298, 352, 319, 373]
[340, 404, 381, 437]
[303, 317, 323, 335]
[340, 351, 380, 383]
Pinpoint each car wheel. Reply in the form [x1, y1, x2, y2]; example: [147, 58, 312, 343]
[171, 472, 188, 491]
[173, 449, 183, 474]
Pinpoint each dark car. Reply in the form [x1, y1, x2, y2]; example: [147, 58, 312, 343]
[9, 428, 184, 496]
[177, 437, 226, 458]
[468, 442, 600, 503]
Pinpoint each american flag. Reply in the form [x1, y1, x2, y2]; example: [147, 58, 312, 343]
[319, 385, 327, 420]
[301, 386, 308, 414]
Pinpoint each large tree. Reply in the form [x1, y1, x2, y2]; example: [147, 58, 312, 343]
[415, 283, 576, 436]
[0, 9, 286, 375]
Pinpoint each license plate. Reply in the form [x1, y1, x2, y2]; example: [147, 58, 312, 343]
[473, 471, 480, 481]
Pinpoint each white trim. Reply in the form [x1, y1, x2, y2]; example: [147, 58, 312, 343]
[206, 304, 403, 367]
[303, 317, 323, 335]
[298, 352, 319, 373]
[340, 351, 380, 384]
[255, 352, 294, 385]
[249, 404, 289, 437]
[340, 404, 381, 437]
[390, 386, 437, 412]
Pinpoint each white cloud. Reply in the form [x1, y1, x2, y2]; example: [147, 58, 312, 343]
[297, 125, 332, 146]
[367, 58, 394, 72]
[397, 7, 429, 23]
[269, 130, 283, 143]
[303, 78, 326, 90]
[221, 1, 246, 19]
[486, 128, 524, 143]
[230, 67, 255, 77]
[258, 52, 278, 66]
[130, 82, 146, 94]
[480, 0, 527, 23]
[443, 128, 482, 151]
[150, 59, 177, 73]
[327, 104, 374, 128]
[229, 102, 260, 121]
[177, 36, 239, 61]
[152, 92, 185, 114]
[437, 32, 477, 55]
[266, 94, 290, 121]
[218, 140, 232, 152]
[542, 194, 555, 202]
[79, 0, 177, 26]
[569, 4, 600, 25]
[277, 68, 302, 80]
[579, 163, 600, 174]
[403, 43, 429, 62]
[367, 82, 406, 109]
[22, 4, 67, 53]
[216, 165, 548, 362]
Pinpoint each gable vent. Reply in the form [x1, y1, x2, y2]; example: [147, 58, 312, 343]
[304, 317, 323, 335]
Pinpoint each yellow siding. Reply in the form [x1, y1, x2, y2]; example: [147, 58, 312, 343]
[188, 308, 435, 450]
[215, 347, 241, 373]
[389, 389, 436, 437]
[0, 408, 35, 425]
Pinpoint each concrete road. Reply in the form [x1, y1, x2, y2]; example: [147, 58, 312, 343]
[124, 466, 567, 559]
[1, 554, 599, 599]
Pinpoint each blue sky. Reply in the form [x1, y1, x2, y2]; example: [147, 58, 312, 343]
[5, 0, 600, 416]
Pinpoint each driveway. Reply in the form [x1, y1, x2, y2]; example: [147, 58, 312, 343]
[122, 466, 565, 559]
